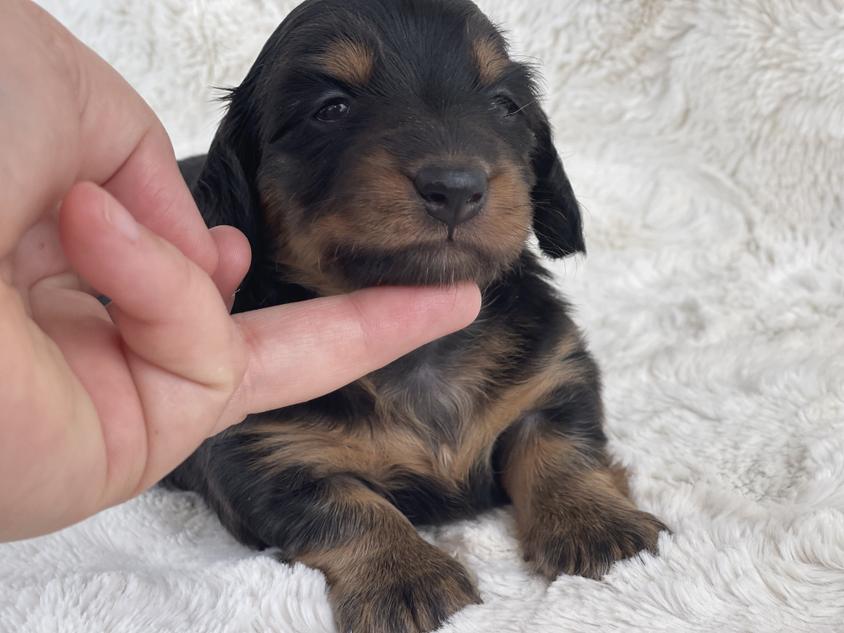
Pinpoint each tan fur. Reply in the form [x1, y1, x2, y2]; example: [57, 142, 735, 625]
[500, 431, 588, 523]
[502, 424, 666, 580]
[319, 149, 421, 248]
[259, 149, 536, 293]
[608, 462, 632, 498]
[248, 329, 587, 490]
[448, 333, 586, 480]
[470, 160, 533, 261]
[473, 37, 510, 85]
[249, 419, 435, 483]
[258, 182, 348, 295]
[314, 38, 375, 86]
[300, 495, 479, 633]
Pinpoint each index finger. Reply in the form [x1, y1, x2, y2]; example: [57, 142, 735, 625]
[0, 0, 217, 273]
[226, 284, 483, 422]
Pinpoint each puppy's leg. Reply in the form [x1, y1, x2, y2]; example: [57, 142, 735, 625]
[292, 476, 480, 633]
[500, 377, 667, 580]
[174, 421, 480, 632]
[224, 465, 478, 633]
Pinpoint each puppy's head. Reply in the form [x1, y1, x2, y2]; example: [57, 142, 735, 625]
[201, 0, 583, 291]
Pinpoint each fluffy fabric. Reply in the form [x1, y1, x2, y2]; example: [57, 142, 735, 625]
[2, 1, 843, 631]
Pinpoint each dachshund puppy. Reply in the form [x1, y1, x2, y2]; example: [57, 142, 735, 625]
[169, 1, 667, 631]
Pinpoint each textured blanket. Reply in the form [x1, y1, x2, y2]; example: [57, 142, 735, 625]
[3, 1, 843, 632]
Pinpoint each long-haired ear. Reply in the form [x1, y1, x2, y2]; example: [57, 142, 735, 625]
[190, 14, 299, 241]
[530, 111, 585, 258]
[189, 78, 263, 249]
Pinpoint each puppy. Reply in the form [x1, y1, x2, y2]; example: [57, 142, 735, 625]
[169, 1, 667, 631]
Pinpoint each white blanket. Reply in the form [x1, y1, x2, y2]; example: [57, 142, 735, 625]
[3, 1, 843, 631]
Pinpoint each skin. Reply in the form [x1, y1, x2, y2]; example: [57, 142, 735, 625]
[0, 0, 481, 543]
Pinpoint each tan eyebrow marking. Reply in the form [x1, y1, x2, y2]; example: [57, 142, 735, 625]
[473, 36, 510, 85]
[315, 37, 375, 86]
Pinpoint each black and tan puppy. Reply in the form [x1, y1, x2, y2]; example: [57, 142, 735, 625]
[168, 0, 667, 631]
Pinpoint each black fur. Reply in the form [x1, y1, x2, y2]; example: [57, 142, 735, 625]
[530, 110, 587, 257]
[163, 2, 654, 632]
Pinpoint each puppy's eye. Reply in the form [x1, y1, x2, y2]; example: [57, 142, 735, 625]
[315, 97, 351, 122]
[491, 95, 520, 118]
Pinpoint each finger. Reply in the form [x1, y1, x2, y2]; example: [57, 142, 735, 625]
[66, 15, 218, 272]
[25, 280, 145, 519]
[60, 181, 248, 492]
[101, 127, 219, 274]
[227, 283, 482, 421]
[59, 182, 244, 388]
[0, 1, 217, 271]
[209, 225, 251, 309]
[0, 289, 108, 540]
[0, 0, 80, 255]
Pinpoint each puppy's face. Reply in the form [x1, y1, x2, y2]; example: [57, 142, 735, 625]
[215, 0, 584, 290]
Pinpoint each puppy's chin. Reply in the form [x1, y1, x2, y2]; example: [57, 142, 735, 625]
[325, 241, 512, 288]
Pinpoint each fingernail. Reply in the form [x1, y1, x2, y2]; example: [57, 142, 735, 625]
[103, 197, 140, 242]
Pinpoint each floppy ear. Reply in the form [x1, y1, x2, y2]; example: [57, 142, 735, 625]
[189, 16, 300, 245]
[530, 110, 585, 258]
[190, 81, 263, 249]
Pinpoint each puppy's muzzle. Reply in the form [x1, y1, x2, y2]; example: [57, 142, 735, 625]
[414, 165, 488, 235]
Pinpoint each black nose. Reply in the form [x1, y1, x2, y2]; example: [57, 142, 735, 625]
[414, 166, 488, 232]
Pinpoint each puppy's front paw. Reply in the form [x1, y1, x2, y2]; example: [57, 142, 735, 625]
[522, 501, 667, 581]
[331, 539, 480, 633]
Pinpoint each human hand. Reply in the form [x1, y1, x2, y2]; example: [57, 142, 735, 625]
[0, 0, 481, 542]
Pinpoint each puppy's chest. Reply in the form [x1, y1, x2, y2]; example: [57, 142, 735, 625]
[379, 361, 475, 439]
[249, 347, 515, 494]
[362, 359, 495, 483]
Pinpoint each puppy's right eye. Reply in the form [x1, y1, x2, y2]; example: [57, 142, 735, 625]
[314, 97, 351, 123]
[491, 94, 520, 118]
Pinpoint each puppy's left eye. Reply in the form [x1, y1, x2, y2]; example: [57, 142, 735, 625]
[315, 97, 351, 123]
[491, 95, 520, 118]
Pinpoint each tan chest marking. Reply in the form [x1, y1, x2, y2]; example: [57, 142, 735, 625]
[248, 420, 436, 482]
[248, 333, 587, 488]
